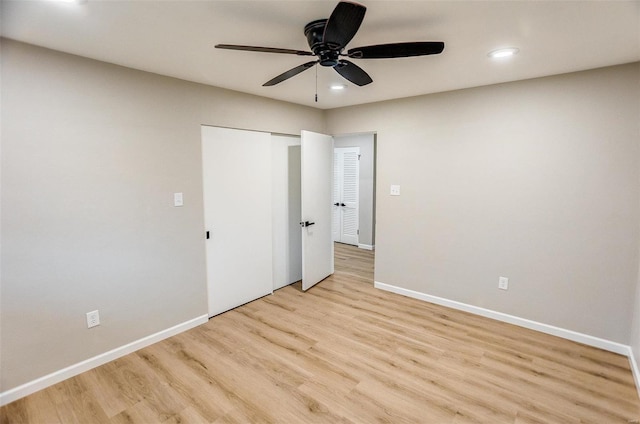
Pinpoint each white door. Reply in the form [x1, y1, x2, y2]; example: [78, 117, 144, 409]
[301, 130, 334, 291]
[201, 126, 273, 316]
[333, 147, 360, 246]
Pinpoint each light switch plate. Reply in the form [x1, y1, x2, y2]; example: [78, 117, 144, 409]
[174, 192, 184, 207]
[390, 185, 401, 196]
[499, 276, 509, 290]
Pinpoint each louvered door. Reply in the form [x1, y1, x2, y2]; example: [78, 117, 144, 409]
[333, 147, 360, 246]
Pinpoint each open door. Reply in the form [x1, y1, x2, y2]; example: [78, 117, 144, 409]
[301, 130, 334, 291]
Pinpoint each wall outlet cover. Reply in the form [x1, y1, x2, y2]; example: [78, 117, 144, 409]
[86, 310, 100, 328]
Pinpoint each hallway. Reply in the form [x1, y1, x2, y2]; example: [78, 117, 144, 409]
[333, 242, 374, 283]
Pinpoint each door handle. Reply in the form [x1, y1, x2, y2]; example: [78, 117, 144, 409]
[340, 203, 346, 207]
[300, 221, 315, 227]
[334, 203, 340, 206]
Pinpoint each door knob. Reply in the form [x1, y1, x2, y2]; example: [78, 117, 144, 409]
[340, 203, 346, 207]
[334, 203, 340, 206]
[300, 221, 315, 227]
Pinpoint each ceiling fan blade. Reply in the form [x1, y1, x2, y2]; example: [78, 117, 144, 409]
[216, 44, 314, 56]
[323, 1, 366, 49]
[334, 60, 372, 86]
[263, 61, 318, 86]
[347, 42, 445, 59]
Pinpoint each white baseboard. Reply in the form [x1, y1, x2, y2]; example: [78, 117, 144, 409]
[374, 281, 630, 355]
[358, 244, 374, 251]
[0, 314, 208, 407]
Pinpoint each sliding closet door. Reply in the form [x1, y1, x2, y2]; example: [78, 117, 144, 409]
[201, 126, 273, 316]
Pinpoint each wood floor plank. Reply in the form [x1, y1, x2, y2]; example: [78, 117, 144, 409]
[77, 363, 140, 419]
[134, 345, 230, 422]
[2, 242, 639, 423]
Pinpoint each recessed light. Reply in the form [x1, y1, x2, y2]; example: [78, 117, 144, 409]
[50, 0, 87, 4]
[488, 47, 519, 59]
[330, 84, 346, 91]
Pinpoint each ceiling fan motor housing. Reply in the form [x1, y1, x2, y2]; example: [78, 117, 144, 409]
[304, 19, 340, 67]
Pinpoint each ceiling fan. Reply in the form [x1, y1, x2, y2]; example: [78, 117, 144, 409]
[215, 1, 445, 87]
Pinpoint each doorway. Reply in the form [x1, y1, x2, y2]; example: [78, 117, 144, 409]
[334, 242, 375, 283]
[333, 133, 376, 251]
[271, 134, 302, 290]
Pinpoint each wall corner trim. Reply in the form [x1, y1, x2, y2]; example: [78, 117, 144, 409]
[0, 314, 209, 407]
[374, 281, 631, 356]
[629, 347, 640, 401]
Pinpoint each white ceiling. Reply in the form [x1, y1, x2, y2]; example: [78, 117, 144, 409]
[2, 0, 639, 110]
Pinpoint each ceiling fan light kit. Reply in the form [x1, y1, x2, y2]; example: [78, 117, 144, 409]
[215, 1, 445, 89]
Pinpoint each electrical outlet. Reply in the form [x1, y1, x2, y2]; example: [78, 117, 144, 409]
[86, 310, 100, 328]
[498, 277, 509, 290]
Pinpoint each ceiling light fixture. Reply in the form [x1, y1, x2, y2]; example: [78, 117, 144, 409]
[488, 47, 519, 59]
[330, 84, 346, 91]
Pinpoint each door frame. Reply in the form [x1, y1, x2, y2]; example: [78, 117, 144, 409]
[333, 133, 376, 251]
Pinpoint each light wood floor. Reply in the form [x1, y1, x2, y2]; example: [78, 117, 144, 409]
[334, 242, 374, 281]
[2, 244, 639, 423]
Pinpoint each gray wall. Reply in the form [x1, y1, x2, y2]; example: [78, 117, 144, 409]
[334, 133, 375, 247]
[326, 63, 640, 344]
[2, 37, 639, 394]
[0, 39, 324, 390]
